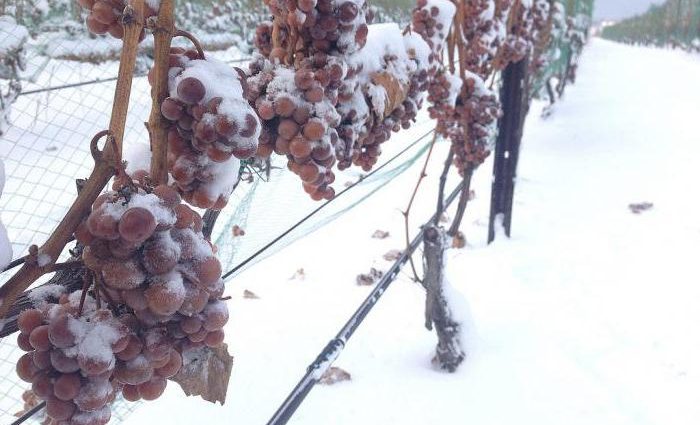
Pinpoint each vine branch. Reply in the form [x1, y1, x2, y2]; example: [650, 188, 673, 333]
[148, 0, 175, 185]
[0, 0, 146, 319]
[402, 131, 438, 284]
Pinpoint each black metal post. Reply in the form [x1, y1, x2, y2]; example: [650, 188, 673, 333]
[488, 58, 529, 243]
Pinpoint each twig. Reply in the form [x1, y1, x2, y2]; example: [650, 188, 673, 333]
[401, 132, 439, 283]
[0, 0, 146, 319]
[1, 256, 26, 273]
[434, 146, 455, 225]
[148, 0, 175, 185]
[78, 272, 91, 316]
[447, 165, 474, 237]
[175, 29, 205, 59]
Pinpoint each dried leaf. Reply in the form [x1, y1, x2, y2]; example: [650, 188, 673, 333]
[452, 231, 466, 249]
[628, 202, 653, 214]
[383, 249, 403, 261]
[243, 289, 260, 299]
[371, 72, 409, 119]
[356, 267, 383, 286]
[290, 268, 306, 281]
[171, 344, 234, 405]
[232, 225, 246, 237]
[372, 230, 390, 239]
[319, 366, 352, 385]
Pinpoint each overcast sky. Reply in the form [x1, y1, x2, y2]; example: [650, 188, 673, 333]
[593, 0, 664, 20]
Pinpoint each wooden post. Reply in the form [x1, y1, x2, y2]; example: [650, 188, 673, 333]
[488, 58, 529, 243]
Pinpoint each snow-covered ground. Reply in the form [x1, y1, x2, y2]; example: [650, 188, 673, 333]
[123, 39, 700, 425]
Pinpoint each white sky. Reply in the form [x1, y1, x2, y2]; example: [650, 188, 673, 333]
[593, 0, 665, 20]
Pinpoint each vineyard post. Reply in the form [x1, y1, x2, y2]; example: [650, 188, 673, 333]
[487, 57, 529, 243]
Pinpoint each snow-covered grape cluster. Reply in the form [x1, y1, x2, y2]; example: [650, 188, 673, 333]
[12, 174, 232, 423]
[497, 0, 550, 67]
[256, 0, 369, 63]
[412, 0, 502, 173]
[154, 48, 260, 209]
[247, 56, 342, 201]
[249, 0, 434, 198]
[336, 24, 430, 171]
[78, 0, 157, 40]
[78, 179, 224, 325]
[16, 295, 133, 425]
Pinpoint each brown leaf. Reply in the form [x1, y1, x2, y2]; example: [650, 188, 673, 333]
[383, 249, 402, 261]
[289, 268, 306, 280]
[171, 344, 234, 405]
[628, 202, 653, 214]
[372, 230, 390, 239]
[371, 72, 409, 119]
[356, 267, 383, 286]
[232, 225, 246, 237]
[452, 231, 466, 249]
[243, 289, 260, 299]
[319, 366, 352, 385]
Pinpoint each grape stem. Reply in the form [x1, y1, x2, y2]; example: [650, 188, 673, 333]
[0, 0, 147, 320]
[175, 29, 206, 60]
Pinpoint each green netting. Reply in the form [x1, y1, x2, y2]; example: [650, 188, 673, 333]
[601, 0, 700, 49]
[530, 0, 595, 98]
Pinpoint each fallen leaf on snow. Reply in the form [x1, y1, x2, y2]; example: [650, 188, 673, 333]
[452, 231, 466, 249]
[383, 249, 403, 261]
[243, 289, 260, 299]
[232, 225, 246, 237]
[319, 366, 352, 385]
[356, 267, 383, 286]
[372, 230, 390, 239]
[628, 202, 653, 214]
[290, 268, 306, 280]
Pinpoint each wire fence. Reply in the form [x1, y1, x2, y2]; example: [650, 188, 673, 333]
[600, 0, 700, 50]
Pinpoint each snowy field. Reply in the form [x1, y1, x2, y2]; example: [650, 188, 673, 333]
[127, 39, 700, 424]
[1, 37, 699, 424]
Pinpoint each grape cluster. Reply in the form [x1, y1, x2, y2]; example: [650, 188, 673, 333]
[410, 0, 454, 73]
[249, 0, 434, 197]
[255, 0, 369, 64]
[78, 179, 224, 325]
[15, 295, 129, 425]
[154, 48, 261, 209]
[412, 0, 502, 173]
[78, 0, 157, 40]
[246, 56, 341, 201]
[336, 28, 430, 171]
[12, 175, 233, 423]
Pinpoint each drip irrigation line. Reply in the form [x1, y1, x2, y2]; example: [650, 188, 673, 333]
[222, 127, 436, 280]
[11, 402, 46, 425]
[266, 180, 465, 425]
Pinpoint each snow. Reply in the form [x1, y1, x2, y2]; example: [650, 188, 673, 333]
[0, 159, 11, 270]
[126, 39, 700, 425]
[0, 16, 28, 55]
[27, 283, 66, 305]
